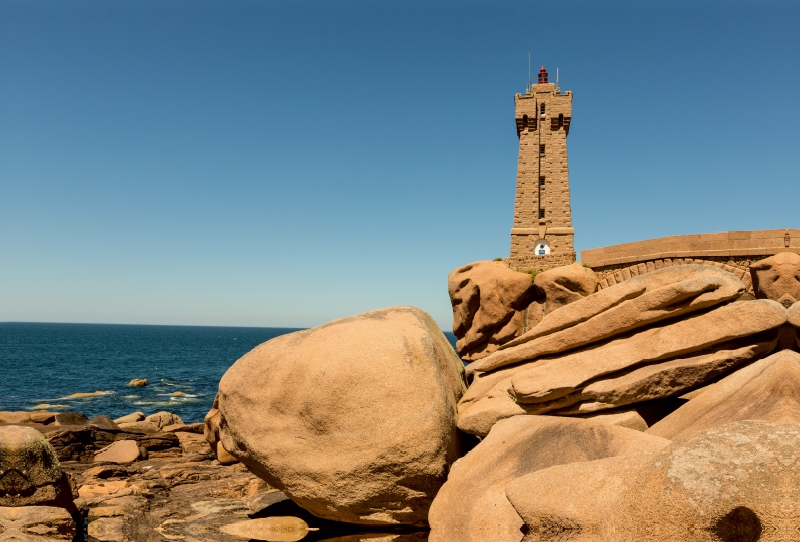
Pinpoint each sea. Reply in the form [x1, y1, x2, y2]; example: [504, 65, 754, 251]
[0, 322, 459, 423]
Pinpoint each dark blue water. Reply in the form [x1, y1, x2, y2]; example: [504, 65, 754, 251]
[1, 322, 459, 423]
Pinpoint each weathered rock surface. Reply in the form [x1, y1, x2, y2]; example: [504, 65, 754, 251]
[648, 349, 800, 440]
[458, 300, 786, 435]
[219, 516, 311, 540]
[506, 421, 800, 541]
[0, 411, 32, 424]
[94, 440, 141, 464]
[612, 421, 800, 540]
[45, 426, 179, 463]
[89, 415, 120, 431]
[52, 412, 89, 426]
[144, 411, 183, 430]
[579, 409, 649, 432]
[474, 265, 747, 373]
[204, 394, 238, 464]
[505, 453, 652, 542]
[113, 412, 144, 424]
[218, 306, 466, 526]
[0, 506, 76, 541]
[532, 262, 597, 315]
[117, 421, 161, 434]
[0, 426, 76, 511]
[750, 251, 800, 306]
[427, 416, 669, 542]
[128, 378, 148, 387]
[448, 261, 536, 361]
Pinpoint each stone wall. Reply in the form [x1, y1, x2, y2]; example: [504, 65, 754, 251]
[582, 229, 800, 295]
[508, 251, 577, 274]
[582, 229, 800, 270]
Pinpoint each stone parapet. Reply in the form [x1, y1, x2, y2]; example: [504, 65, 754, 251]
[582, 229, 800, 270]
[509, 252, 577, 273]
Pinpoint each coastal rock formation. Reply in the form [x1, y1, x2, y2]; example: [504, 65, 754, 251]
[113, 412, 144, 424]
[613, 421, 800, 540]
[647, 349, 800, 440]
[145, 411, 183, 430]
[750, 251, 800, 306]
[204, 394, 239, 465]
[427, 416, 669, 542]
[94, 440, 141, 464]
[532, 262, 597, 315]
[45, 425, 179, 463]
[0, 426, 76, 512]
[128, 378, 148, 387]
[448, 261, 536, 361]
[457, 266, 791, 436]
[505, 453, 652, 542]
[472, 265, 748, 373]
[0, 506, 76, 541]
[505, 421, 800, 540]
[217, 306, 466, 526]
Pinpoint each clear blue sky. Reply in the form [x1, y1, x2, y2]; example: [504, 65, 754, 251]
[2, 1, 799, 329]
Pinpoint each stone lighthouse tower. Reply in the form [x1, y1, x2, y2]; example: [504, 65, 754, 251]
[509, 66, 576, 271]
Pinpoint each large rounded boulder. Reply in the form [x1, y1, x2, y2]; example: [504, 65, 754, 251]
[217, 306, 466, 527]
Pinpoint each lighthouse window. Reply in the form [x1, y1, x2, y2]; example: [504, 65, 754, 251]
[539, 208, 546, 219]
[558, 113, 564, 125]
[539, 145, 545, 155]
[522, 114, 528, 128]
[540, 103, 546, 115]
[539, 177, 545, 186]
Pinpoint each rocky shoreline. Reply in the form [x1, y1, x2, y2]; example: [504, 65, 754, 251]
[0, 408, 429, 541]
[6, 254, 800, 541]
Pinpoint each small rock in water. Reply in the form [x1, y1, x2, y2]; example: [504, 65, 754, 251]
[62, 390, 111, 399]
[170, 391, 190, 397]
[219, 516, 312, 541]
[32, 403, 69, 410]
[128, 378, 148, 387]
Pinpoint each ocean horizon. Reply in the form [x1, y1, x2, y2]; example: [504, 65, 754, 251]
[1, 321, 459, 423]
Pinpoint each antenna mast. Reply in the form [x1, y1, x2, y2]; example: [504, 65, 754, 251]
[555, 67, 560, 93]
[527, 48, 531, 94]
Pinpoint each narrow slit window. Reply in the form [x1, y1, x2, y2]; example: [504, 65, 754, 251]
[539, 145, 545, 155]
[539, 208, 546, 219]
[539, 177, 545, 186]
[540, 103, 546, 116]
[522, 114, 528, 128]
[558, 113, 564, 125]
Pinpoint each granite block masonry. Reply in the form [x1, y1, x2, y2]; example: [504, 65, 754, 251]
[509, 66, 576, 272]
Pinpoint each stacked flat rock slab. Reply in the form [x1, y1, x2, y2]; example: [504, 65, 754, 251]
[427, 416, 669, 542]
[506, 421, 800, 541]
[456, 266, 794, 436]
[648, 349, 800, 440]
[217, 306, 466, 527]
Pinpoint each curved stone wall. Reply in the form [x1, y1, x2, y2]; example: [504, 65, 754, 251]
[582, 229, 800, 292]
